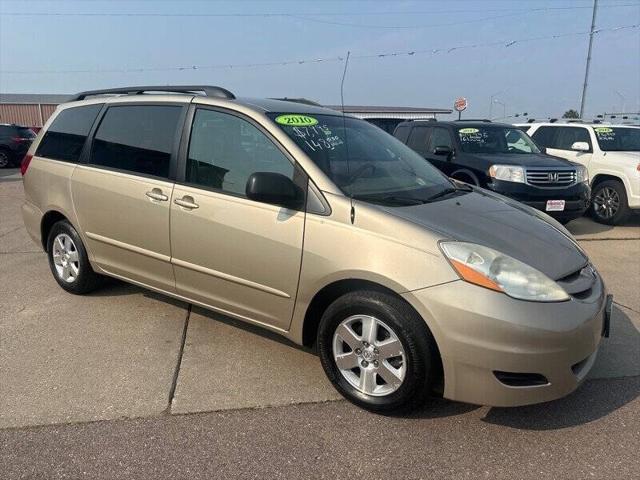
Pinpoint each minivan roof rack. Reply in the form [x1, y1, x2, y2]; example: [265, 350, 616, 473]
[454, 119, 492, 122]
[68, 85, 236, 102]
[271, 97, 323, 107]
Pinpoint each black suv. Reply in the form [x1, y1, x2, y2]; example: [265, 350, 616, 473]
[394, 120, 591, 224]
[0, 124, 36, 168]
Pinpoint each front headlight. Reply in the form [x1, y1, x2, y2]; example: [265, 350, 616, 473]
[576, 165, 589, 183]
[440, 242, 570, 302]
[488, 164, 525, 183]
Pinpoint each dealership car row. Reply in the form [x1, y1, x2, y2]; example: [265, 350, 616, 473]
[5, 101, 639, 225]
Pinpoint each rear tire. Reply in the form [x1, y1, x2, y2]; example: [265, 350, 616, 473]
[317, 290, 438, 413]
[47, 220, 102, 294]
[591, 180, 630, 225]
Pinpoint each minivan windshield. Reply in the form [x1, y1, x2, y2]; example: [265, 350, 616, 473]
[268, 113, 459, 206]
[456, 126, 541, 154]
[593, 127, 640, 151]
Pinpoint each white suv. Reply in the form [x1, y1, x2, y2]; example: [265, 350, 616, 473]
[517, 122, 640, 225]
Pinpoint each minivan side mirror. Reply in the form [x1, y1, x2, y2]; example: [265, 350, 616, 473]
[433, 145, 453, 157]
[571, 141, 590, 152]
[246, 172, 303, 209]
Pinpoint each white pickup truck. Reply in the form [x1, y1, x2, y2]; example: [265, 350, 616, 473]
[517, 122, 640, 225]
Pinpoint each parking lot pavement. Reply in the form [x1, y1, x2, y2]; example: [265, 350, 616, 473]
[568, 214, 640, 241]
[0, 251, 189, 428]
[0, 168, 20, 183]
[1, 179, 639, 477]
[171, 307, 341, 414]
[1, 377, 639, 480]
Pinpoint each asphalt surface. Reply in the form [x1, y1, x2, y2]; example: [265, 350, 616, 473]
[1, 173, 639, 479]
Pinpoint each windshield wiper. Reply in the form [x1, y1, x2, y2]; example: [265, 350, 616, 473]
[423, 187, 460, 202]
[353, 193, 426, 206]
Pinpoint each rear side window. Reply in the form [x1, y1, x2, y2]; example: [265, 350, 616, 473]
[35, 104, 102, 162]
[91, 105, 182, 179]
[530, 126, 557, 149]
[406, 126, 429, 155]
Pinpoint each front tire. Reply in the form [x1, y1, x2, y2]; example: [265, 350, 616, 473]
[591, 180, 630, 225]
[47, 220, 102, 294]
[317, 290, 438, 413]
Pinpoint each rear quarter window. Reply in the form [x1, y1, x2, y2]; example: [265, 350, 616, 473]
[35, 104, 103, 162]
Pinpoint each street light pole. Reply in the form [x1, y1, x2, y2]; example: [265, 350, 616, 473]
[614, 90, 626, 113]
[489, 90, 503, 119]
[493, 99, 506, 120]
[579, 0, 598, 119]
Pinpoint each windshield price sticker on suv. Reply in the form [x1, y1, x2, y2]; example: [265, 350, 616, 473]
[275, 114, 318, 127]
[458, 128, 488, 143]
[593, 127, 615, 141]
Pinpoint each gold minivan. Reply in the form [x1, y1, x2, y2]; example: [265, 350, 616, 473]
[21, 86, 611, 412]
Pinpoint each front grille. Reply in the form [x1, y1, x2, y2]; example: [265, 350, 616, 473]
[526, 169, 576, 187]
[556, 263, 596, 299]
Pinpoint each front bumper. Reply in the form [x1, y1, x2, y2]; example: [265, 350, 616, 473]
[402, 274, 607, 407]
[486, 180, 591, 221]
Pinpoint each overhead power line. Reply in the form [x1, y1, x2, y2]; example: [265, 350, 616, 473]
[1, 24, 637, 76]
[0, 3, 638, 31]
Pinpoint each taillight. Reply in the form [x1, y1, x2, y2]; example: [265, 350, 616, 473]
[20, 154, 33, 176]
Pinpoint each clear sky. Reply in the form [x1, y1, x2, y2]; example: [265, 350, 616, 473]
[0, 0, 639, 120]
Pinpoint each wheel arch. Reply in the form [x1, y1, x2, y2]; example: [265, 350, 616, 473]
[301, 278, 445, 394]
[591, 173, 625, 189]
[450, 168, 480, 186]
[40, 210, 69, 252]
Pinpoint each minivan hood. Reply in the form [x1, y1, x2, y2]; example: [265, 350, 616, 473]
[470, 152, 576, 167]
[381, 189, 587, 280]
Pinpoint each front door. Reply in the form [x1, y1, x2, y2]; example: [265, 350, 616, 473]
[170, 107, 306, 330]
[424, 127, 456, 175]
[545, 126, 594, 169]
[72, 104, 185, 292]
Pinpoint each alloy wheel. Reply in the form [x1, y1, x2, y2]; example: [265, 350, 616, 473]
[0, 152, 9, 168]
[332, 315, 406, 396]
[593, 187, 620, 219]
[52, 233, 80, 283]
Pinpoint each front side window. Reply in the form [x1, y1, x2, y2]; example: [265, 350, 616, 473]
[91, 105, 182, 179]
[593, 127, 640, 152]
[554, 127, 591, 151]
[186, 109, 295, 196]
[427, 127, 453, 150]
[456, 126, 540, 154]
[36, 104, 102, 162]
[268, 113, 455, 206]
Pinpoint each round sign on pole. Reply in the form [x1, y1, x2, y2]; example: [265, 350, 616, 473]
[454, 97, 467, 112]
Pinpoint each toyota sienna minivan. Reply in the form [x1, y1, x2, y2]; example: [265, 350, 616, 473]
[21, 86, 611, 412]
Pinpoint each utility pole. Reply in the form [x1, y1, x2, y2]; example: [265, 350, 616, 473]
[579, 0, 598, 119]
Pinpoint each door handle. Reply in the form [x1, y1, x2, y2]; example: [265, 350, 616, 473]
[174, 196, 199, 210]
[145, 188, 168, 202]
